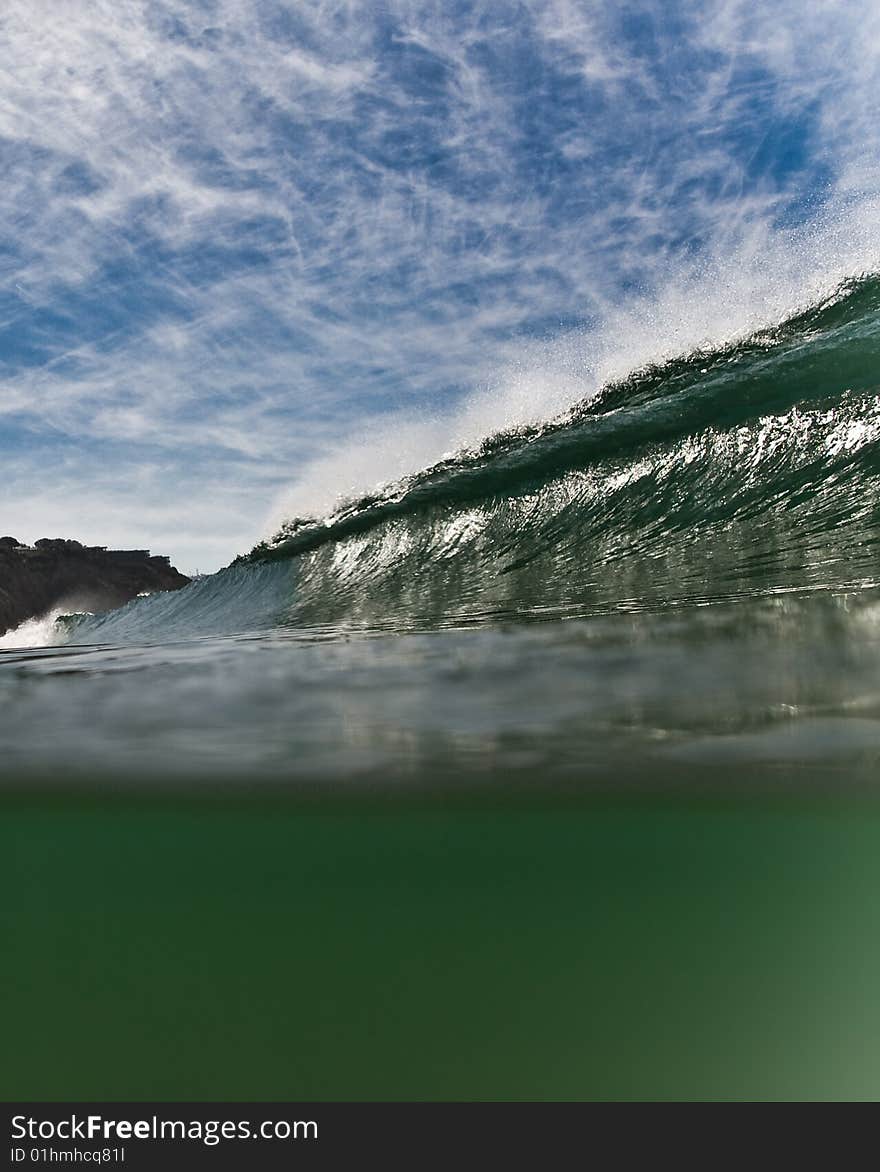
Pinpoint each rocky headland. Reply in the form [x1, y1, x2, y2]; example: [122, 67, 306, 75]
[0, 536, 190, 637]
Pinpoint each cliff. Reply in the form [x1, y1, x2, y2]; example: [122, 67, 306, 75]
[0, 537, 190, 637]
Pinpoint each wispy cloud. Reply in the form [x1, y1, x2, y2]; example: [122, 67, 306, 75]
[1, 1, 879, 569]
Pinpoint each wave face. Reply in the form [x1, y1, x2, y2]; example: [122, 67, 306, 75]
[72, 274, 880, 644]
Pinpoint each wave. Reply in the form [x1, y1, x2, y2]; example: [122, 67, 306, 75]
[69, 273, 880, 643]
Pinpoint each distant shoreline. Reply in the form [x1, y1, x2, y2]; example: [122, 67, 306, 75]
[0, 536, 190, 637]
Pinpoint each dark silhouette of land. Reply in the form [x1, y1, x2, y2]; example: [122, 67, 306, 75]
[0, 537, 190, 637]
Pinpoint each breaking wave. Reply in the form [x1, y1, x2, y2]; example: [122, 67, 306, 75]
[71, 273, 880, 642]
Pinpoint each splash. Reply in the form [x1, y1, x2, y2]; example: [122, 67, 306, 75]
[267, 199, 880, 534]
[0, 609, 72, 649]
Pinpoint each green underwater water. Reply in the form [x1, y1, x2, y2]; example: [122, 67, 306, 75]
[7, 788, 880, 1100]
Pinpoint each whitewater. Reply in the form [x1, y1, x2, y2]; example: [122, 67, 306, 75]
[3, 271, 880, 785]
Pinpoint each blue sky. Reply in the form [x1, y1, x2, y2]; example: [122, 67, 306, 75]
[2, 0, 879, 571]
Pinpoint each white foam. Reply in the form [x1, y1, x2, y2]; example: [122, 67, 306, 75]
[0, 609, 69, 649]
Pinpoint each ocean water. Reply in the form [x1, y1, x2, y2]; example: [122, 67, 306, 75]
[3, 274, 880, 786]
[8, 275, 880, 1101]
